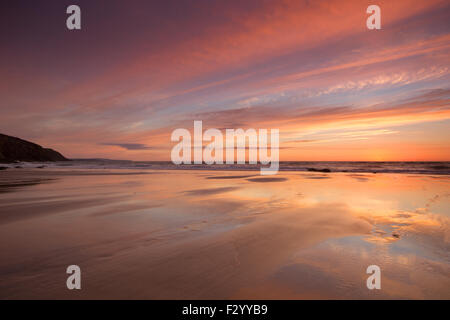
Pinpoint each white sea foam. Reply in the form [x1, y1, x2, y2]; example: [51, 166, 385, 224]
[3, 160, 449, 175]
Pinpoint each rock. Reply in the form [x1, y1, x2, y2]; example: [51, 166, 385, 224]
[307, 168, 331, 173]
[431, 165, 449, 170]
[0, 133, 69, 163]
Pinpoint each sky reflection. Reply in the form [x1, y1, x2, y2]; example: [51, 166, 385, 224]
[0, 170, 448, 298]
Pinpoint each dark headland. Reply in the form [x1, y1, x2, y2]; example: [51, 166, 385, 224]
[0, 133, 68, 163]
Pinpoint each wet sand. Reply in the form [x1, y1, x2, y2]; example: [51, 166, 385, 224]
[0, 168, 449, 299]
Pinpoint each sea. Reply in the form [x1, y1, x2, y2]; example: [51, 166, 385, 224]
[2, 160, 450, 175]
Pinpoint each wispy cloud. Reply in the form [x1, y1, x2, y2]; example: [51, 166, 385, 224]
[1, 0, 449, 160]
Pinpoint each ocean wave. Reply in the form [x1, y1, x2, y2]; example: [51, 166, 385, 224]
[2, 160, 449, 175]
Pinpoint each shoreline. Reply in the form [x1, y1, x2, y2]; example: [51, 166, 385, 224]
[0, 167, 449, 299]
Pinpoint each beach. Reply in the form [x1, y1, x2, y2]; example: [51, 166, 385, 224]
[0, 168, 449, 299]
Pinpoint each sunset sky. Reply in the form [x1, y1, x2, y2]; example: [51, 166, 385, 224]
[1, 0, 449, 161]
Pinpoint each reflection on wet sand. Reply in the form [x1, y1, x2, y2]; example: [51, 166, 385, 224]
[0, 169, 448, 299]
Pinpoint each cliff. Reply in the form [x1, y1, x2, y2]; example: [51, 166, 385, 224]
[0, 133, 68, 163]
